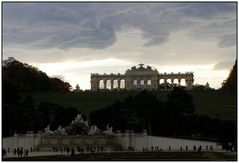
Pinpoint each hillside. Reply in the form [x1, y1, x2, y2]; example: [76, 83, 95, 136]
[22, 90, 237, 121]
[3, 57, 72, 92]
[221, 60, 237, 93]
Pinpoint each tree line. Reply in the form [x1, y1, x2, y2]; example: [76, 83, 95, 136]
[3, 99, 81, 137]
[2, 81, 82, 137]
[3, 57, 72, 92]
[90, 88, 236, 146]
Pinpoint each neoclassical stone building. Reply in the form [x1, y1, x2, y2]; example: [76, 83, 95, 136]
[91, 64, 194, 91]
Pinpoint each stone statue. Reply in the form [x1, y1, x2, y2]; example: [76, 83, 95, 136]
[88, 125, 100, 135]
[55, 125, 67, 135]
[84, 120, 89, 127]
[44, 125, 54, 134]
[147, 66, 152, 70]
[103, 123, 114, 135]
[74, 113, 83, 123]
[71, 113, 86, 124]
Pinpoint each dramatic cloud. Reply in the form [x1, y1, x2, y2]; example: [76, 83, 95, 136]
[213, 60, 235, 70]
[3, 2, 237, 89]
[3, 3, 236, 50]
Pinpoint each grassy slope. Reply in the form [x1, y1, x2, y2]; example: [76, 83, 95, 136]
[22, 90, 237, 121]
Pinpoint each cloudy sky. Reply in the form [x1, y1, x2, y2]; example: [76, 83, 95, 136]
[3, 2, 237, 89]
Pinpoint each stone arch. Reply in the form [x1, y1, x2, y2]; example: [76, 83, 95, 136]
[180, 78, 186, 86]
[99, 79, 105, 89]
[173, 78, 179, 86]
[158, 79, 165, 89]
[140, 80, 145, 85]
[119, 79, 125, 89]
[166, 79, 172, 89]
[106, 79, 111, 90]
[113, 79, 118, 89]
[133, 79, 138, 86]
[147, 80, 152, 85]
[159, 79, 164, 84]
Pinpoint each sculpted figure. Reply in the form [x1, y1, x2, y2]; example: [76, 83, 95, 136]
[88, 125, 100, 135]
[55, 125, 67, 135]
[74, 113, 82, 123]
[103, 123, 114, 135]
[84, 120, 89, 127]
[44, 125, 54, 134]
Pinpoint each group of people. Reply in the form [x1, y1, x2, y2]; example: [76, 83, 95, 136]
[13, 147, 30, 157]
[141, 145, 214, 152]
[52, 146, 105, 155]
[2, 147, 33, 157]
[142, 146, 162, 152]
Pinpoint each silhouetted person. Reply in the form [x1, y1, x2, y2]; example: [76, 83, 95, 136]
[20, 148, 23, 157]
[169, 146, 171, 151]
[14, 149, 17, 156]
[2, 148, 6, 157]
[25, 150, 28, 157]
[31, 147, 33, 152]
[66, 147, 70, 154]
[71, 148, 75, 156]
[17, 148, 20, 157]
[180, 146, 182, 151]
[193, 145, 196, 151]
[197, 146, 201, 152]
[186, 145, 188, 151]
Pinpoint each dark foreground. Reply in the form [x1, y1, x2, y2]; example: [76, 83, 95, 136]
[3, 152, 237, 161]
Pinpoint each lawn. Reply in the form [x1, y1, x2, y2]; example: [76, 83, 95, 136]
[22, 90, 237, 121]
[3, 151, 237, 161]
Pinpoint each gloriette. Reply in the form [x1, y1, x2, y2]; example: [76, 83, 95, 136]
[91, 64, 194, 91]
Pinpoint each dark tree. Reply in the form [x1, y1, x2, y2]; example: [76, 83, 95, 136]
[221, 60, 237, 93]
[2, 57, 72, 92]
[134, 90, 163, 135]
[166, 87, 195, 115]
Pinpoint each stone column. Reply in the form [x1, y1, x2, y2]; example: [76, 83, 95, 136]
[117, 80, 120, 90]
[90, 75, 99, 91]
[125, 78, 132, 90]
[171, 79, 174, 90]
[111, 80, 113, 90]
[178, 79, 181, 86]
[164, 79, 167, 90]
[186, 80, 193, 90]
[144, 80, 147, 90]
[103, 80, 107, 90]
[136, 80, 139, 89]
